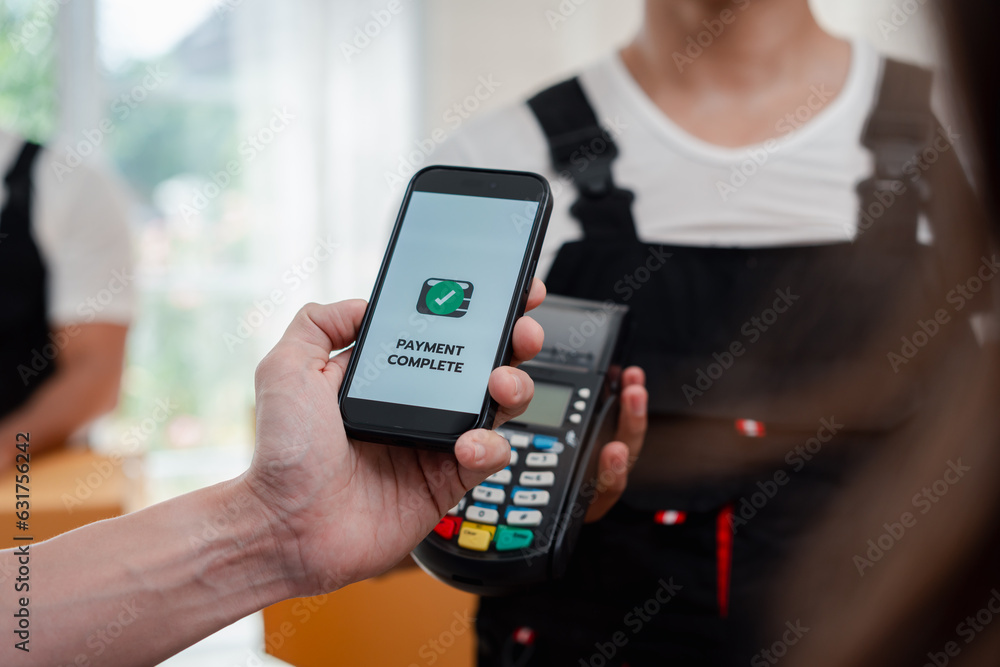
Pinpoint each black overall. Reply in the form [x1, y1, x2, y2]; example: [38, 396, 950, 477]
[476, 62, 984, 666]
[0, 142, 54, 419]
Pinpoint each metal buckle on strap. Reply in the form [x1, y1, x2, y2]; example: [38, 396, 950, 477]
[575, 161, 616, 197]
[863, 111, 935, 180]
[549, 126, 620, 196]
[873, 144, 927, 180]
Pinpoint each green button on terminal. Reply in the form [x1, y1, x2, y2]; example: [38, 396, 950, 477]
[495, 525, 533, 551]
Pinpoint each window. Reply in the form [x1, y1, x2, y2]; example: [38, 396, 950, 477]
[0, 0, 58, 141]
[94, 0, 259, 500]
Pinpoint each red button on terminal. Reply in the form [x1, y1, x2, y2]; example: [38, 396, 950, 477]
[433, 515, 462, 539]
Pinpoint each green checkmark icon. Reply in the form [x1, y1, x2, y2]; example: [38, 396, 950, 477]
[424, 280, 465, 315]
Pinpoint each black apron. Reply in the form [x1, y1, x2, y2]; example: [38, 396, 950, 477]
[0, 141, 53, 419]
[476, 61, 985, 666]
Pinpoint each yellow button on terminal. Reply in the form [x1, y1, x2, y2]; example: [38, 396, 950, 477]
[457, 521, 496, 551]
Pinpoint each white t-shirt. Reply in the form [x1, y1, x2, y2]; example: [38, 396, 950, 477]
[0, 130, 133, 326]
[432, 40, 928, 278]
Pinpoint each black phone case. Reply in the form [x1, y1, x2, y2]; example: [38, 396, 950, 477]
[338, 165, 553, 450]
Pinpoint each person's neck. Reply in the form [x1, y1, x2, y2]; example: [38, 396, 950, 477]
[622, 0, 843, 94]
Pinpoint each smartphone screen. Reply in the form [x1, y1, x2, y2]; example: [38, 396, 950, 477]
[341, 167, 549, 444]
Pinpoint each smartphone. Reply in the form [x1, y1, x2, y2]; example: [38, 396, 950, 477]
[339, 166, 552, 450]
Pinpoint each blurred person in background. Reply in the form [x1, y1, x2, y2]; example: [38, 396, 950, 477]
[0, 129, 132, 466]
[433, 0, 987, 663]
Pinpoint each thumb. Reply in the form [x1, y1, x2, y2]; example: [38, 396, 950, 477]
[278, 300, 368, 360]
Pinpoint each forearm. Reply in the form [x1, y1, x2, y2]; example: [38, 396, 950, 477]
[0, 477, 295, 666]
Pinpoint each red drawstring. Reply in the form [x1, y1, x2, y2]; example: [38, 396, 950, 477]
[716, 504, 734, 618]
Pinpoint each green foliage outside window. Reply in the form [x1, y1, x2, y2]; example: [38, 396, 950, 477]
[0, 0, 58, 142]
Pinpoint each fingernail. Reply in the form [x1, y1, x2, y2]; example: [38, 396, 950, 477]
[471, 435, 486, 463]
[631, 392, 646, 416]
[510, 372, 521, 398]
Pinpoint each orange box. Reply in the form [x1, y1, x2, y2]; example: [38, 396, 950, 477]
[264, 566, 479, 667]
[1, 449, 133, 548]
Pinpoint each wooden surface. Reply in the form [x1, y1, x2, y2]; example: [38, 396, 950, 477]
[0, 449, 132, 548]
[265, 567, 479, 667]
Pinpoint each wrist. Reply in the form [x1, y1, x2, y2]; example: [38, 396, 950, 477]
[237, 470, 351, 599]
[213, 476, 300, 607]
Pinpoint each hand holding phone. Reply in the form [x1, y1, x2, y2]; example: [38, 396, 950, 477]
[250, 292, 544, 595]
[339, 166, 553, 449]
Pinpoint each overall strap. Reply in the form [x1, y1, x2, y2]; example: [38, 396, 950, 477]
[862, 60, 935, 180]
[527, 78, 638, 241]
[855, 59, 935, 247]
[859, 58, 990, 296]
[0, 140, 50, 418]
[2, 141, 42, 224]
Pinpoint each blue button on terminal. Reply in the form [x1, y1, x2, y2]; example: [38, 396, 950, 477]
[533, 435, 558, 450]
[473, 502, 498, 511]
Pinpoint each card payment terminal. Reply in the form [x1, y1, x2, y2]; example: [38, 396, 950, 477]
[412, 294, 630, 595]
